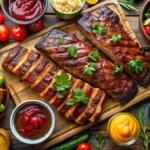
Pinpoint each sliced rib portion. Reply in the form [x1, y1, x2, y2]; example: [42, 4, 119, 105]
[2, 46, 106, 124]
[35, 28, 138, 104]
[77, 6, 150, 85]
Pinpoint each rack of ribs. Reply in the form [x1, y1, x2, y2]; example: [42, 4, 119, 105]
[77, 6, 150, 85]
[2, 46, 106, 125]
[35, 28, 138, 104]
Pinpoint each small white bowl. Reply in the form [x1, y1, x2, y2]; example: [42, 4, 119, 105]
[10, 100, 55, 145]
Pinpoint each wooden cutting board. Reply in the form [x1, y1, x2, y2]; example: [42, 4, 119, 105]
[0, 0, 149, 149]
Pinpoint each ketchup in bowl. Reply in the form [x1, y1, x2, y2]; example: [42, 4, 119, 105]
[9, 0, 44, 21]
[15, 104, 51, 139]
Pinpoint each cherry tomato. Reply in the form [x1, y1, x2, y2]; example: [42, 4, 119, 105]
[0, 24, 10, 41]
[76, 143, 91, 150]
[11, 25, 27, 41]
[144, 26, 150, 35]
[28, 18, 44, 32]
[0, 12, 4, 24]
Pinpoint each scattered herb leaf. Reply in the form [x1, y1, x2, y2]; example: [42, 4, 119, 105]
[118, 0, 137, 11]
[111, 63, 123, 75]
[92, 22, 99, 29]
[54, 73, 72, 98]
[92, 22, 107, 35]
[83, 62, 98, 76]
[127, 58, 144, 74]
[67, 45, 78, 58]
[58, 36, 65, 44]
[66, 88, 89, 105]
[111, 34, 121, 42]
[145, 8, 150, 19]
[88, 50, 99, 61]
[136, 108, 149, 150]
[92, 132, 105, 150]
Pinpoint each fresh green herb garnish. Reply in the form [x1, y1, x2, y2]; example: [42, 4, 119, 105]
[111, 34, 121, 42]
[111, 63, 123, 75]
[58, 36, 65, 44]
[67, 45, 78, 58]
[92, 22, 99, 29]
[92, 22, 107, 35]
[83, 62, 98, 76]
[88, 50, 99, 61]
[136, 108, 149, 150]
[145, 8, 150, 19]
[66, 88, 89, 105]
[0, 104, 5, 112]
[54, 73, 72, 98]
[128, 58, 144, 74]
[92, 132, 105, 150]
[118, 0, 137, 11]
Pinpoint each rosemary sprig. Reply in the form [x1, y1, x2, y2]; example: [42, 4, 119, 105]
[136, 108, 149, 150]
[92, 132, 105, 150]
[118, 0, 137, 11]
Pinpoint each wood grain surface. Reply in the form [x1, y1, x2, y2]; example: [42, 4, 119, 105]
[0, 0, 150, 150]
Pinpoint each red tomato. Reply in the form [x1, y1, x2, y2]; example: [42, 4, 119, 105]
[144, 26, 150, 35]
[28, 18, 44, 32]
[0, 24, 10, 41]
[11, 25, 27, 41]
[0, 12, 4, 24]
[76, 143, 91, 150]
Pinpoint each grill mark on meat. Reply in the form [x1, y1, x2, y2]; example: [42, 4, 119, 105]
[14, 50, 40, 77]
[32, 62, 59, 93]
[75, 89, 101, 124]
[52, 77, 76, 107]
[35, 28, 138, 104]
[23, 57, 49, 84]
[2, 46, 27, 71]
[89, 91, 106, 122]
[58, 81, 84, 114]
[57, 79, 83, 113]
[2, 46, 106, 124]
[66, 84, 92, 120]
[42, 69, 65, 101]
[77, 6, 150, 85]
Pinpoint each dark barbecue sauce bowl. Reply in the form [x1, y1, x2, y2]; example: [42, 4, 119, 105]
[10, 100, 55, 145]
[2, 0, 48, 25]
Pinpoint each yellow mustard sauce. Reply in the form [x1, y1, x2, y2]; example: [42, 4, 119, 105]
[0, 133, 8, 150]
[108, 113, 140, 143]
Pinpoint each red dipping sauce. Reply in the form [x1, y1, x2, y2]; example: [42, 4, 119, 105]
[15, 104, 51, 139]
[9, 0, 44, 21]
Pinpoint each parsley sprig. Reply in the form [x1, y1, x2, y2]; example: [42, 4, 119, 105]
[66, 88, 89, 105]
[54, 73, 72, 98]
[111, 63, 123, 75]
[67, 45, 78, 58]
[83, 62, 98, 76]
[136, 108, 149, 150]
[88, 50, 99, 61]
[111, 34, 121, 42]
[92, 22, 107, 35]
[92, 132, 105, 150]
[58, 36, 65, 44]
[128, 58, 144, 74]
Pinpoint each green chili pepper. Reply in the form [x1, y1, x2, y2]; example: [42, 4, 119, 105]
[49, 132, 91, 150]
